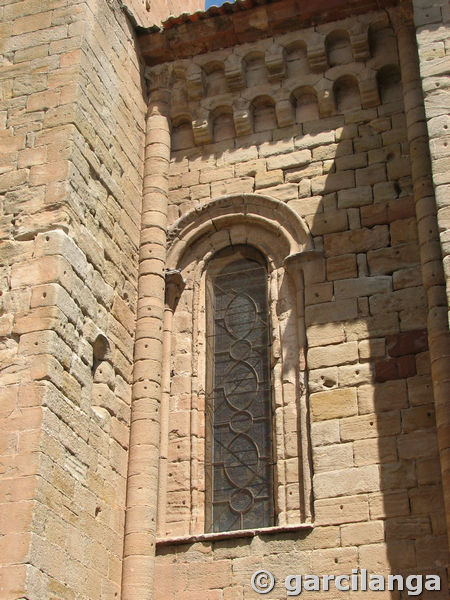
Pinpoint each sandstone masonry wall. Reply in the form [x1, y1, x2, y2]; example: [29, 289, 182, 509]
[122, 0, 205, 28]
[0, 0, 146, 597]
[152, 7, 449, 599]
[1, 0, 449, 598]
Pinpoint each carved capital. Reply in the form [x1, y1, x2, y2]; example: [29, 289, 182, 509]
[145, 64, 174, 92]
[351, 32, 370, 62]
[165, 269, 185, 309]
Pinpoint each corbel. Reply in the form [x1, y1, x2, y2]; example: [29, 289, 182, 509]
[317, 88, 334, 117]
[186, 64, 205, 100]
[192, 108, 212, 145]
[233, 98, 252, 137]
[225, 55, 245, 91]
[276, 98, 294, 128]
[360, 78, 380, 108]
[351, 31, 371, 62]
[307, 44, 328, 72]
[266, 45, 286, 82]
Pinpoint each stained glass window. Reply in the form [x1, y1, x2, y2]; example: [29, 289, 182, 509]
[206, 247, 274, 532]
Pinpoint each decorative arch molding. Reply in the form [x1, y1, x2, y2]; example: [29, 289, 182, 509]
[167, 193, 314, 272]
[157, 193, 316, 540]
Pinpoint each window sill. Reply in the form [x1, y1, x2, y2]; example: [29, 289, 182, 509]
[156, 523, 314, 547]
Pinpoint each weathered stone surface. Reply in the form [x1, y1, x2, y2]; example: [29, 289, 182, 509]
[2, 1, 448, 599]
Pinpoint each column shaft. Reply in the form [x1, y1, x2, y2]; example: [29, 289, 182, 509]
[121, 88, 171, 599]
[395, 14, 450, 550]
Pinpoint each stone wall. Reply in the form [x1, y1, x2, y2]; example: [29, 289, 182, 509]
[151, 6, 449, 599]
[123, 0, 205, 27]
[0, 0, 145, 597]
[0, 0, 448, 598]
[149, 0, 205, 25]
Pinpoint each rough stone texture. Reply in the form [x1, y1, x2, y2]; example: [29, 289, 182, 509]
[149, 4, 448, 600]
[0, 0, 145, 597]
[0, 0, 449, 599]
[148, 0, 204, 25]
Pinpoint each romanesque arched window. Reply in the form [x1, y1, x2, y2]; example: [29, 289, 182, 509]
[158, 195, 314, 541]
[205, 246, 274, 532]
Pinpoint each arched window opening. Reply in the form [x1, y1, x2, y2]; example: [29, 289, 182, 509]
[205, 246, 274, 532]
[159, 196, 315, 539]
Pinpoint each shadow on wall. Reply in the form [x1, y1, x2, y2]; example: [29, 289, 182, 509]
[156, 15, 449, 600]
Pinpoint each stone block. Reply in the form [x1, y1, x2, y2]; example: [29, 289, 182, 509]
[397, 430, 439, 459]
[34, 230, 88, 279]
[312, 443, 353, 473]
[311, 170, 355, 195]
[353, 437, 397, 467]
[294, 131, 335, 150]
[374, 355, 416, 382]
[337, 186, 372, 208]
[266, 149, 311, 171]
[254, 170, 283, 189]
[315, 494, 369, 525]
[308, 341, 358, 369]
[324, 226, 389, 256]
[369, 286, 426, 315]
[306, 210, 348, 235]
[12, 256, 73, 293]
[305, 298, 358, 325]
[326, 253, 357, 280]
[358, 381, 408, 414]
[368, 243, 420, 275]
[259, 139, 294, 157]
[341, 520, 384, 546]
[308, 367, 338, 392]
[314, 465, 380, 498]
[307, 323, 346, 347]
[334, 276, 392, 299]
[310, 388, 358, 421]
[340, 411, 401, 442]
[311, 419, 340, 447]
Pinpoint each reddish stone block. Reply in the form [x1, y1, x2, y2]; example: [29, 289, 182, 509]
[388, 196, 415, 222]
[361, 203, 389, 227]
[375, 355, 417, 382]
[386, 329, 428, 357]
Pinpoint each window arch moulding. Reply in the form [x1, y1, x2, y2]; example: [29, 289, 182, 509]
[157, 194, 320, 543]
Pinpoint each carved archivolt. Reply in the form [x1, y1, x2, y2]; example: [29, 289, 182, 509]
[157, 195, 315, 539]
[167, 194, 314, 271]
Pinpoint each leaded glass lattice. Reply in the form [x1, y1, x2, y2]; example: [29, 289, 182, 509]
[206, 248, 274, 532]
